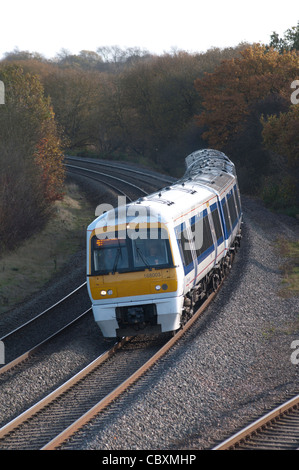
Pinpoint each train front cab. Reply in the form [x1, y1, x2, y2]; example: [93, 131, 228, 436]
[87, 221, 184, 338]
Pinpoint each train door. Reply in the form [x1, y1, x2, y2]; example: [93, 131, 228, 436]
[220, 192, 232, 251]
[226, 188, 239, 238]
[209, 200, 225, 264]
[190, 208, 215, 285]
[175, 221, 196, 293]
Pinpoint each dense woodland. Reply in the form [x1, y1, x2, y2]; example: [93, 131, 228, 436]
[0, 22, 298, 252]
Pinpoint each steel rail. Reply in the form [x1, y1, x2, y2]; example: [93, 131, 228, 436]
[65, 155, 175, 185]
[212, 394, 299, 450]
[66, 163, 148, 197]
[0, 308, 91, 376]
[66, 166, 134, 202]
[42, 287, 220, 450]
[0, 282, 87, 344]
[0, 286, 219, 449]
[0, 337, 129, 441]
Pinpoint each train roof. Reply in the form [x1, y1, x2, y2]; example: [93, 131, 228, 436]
[184, 148, 236, 176]
[88, 149, 237, 232]
[132, 149, 236, 217]
[134, 182, 214, 220]
[180, 149, 236, 194]
[87, 182, 214, 232]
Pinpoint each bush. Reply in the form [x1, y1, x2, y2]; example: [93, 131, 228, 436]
[261, 176, 298, 215]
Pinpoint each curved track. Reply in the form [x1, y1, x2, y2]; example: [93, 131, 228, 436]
[65, 155, 175, 202]
[0, 286, 221, 450]
[213, 394, 299, 450]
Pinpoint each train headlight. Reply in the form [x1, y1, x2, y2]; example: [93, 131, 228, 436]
[101, 290, 107, 296]
[155, 284, 168, 291]
[107, 289, 113, 295]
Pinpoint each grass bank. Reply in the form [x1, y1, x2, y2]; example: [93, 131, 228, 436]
[278, 239, 299, 298]
[0, 182, 94, 315]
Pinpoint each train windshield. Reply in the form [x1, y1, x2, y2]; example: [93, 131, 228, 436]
[91, 229, 173, 275]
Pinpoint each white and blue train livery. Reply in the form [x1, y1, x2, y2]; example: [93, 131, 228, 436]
[86, 149, 242, 338]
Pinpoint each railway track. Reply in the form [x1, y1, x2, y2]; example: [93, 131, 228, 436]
[66, 162, 148, 201]
[64, 156, 174, 203]
[0, 283, 91, 368]
[0, 287, 219, 450]
[213, 394, 299, 450]
[65, 155, 175, 187]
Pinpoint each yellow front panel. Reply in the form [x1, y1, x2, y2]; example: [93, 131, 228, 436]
[89, 268, 177, 300]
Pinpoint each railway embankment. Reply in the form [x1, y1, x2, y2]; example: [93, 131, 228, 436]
[0, 181, 93, 320]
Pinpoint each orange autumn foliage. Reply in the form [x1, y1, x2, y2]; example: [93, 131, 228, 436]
[34, 108, 65, 201]
[0, 65, 65, 250]
[194, 44, 299, 149]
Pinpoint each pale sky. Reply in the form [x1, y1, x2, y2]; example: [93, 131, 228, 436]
[0, 0, 298, 59]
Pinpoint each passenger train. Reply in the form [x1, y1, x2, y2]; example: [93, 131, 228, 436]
[86, 149, 242, 338]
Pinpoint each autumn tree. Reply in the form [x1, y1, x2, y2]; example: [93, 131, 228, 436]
[194, 44, 299, 149]
[269, 21, 299, 52]
[96, 45, 151, 67]
[54, 49, 104, 70]
[262, 104, 299, 168]
[260, 104, 299, 209]
[43, 67, 102, 149]
[120, 51, 216, 163]
[0, 65, 65, 251]
[3, 48, 46, 62]
[89, 71, 132, 154]
[223, 93, 290, 193]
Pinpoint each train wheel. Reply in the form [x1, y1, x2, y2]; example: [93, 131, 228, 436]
[181, 292, 196, 326]
[212, 273, 220, 292]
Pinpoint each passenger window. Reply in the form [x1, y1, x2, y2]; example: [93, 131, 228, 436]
[176, 224, 193, 268]
[191, 214, 213, 259]
[211, 207, 223, 242]
[227, 193, 238, 226]
[222, 199, 231, 234]
[181, 230, 194, 266]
